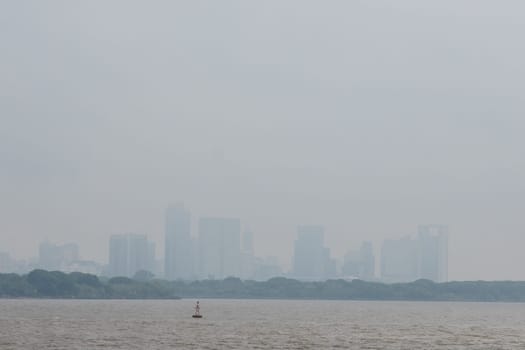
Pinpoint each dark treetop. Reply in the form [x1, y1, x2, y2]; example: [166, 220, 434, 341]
[2, 270, 525, 301]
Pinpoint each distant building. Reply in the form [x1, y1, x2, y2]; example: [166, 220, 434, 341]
[253, 256, 283, 281]
[198, 217, 241, 279]
[381, 226, 449, 283]
[293, 225, 334, 280]
[241, 230, 255, 279]
[0, 255, 33, 275]
[191, 236, 198, 278]
[418, 225, 448, 282]
[342, 250, 360, 277]
[164, 203, 193, 280]
[324, 247, 337, 279]
[342, 242, 375, 280]
[38, 242, 79, 271]
[242, 230, 254, 255]
[381, 236, 419, 282]
[108, 234, 155, 277]
[147, 241, 157, 276]
[359, 241, 375, 280]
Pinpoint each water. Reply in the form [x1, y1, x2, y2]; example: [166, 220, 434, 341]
[1, 299, 525, 349]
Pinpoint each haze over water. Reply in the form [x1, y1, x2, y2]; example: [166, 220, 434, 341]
[1, 299, 525, 349]
[2, 1, 525, 281]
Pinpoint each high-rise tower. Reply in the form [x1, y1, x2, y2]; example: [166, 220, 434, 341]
[198, 217, 241, 279]
[293, 225, 334, 280]
[165, 203, 193, 280]
[108, 233, 152, 277]
[418, 225, 448, 282]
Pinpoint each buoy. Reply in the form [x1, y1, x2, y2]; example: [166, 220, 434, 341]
[192, 301, 203, 318]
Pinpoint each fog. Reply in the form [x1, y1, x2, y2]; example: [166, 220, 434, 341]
[1, 1, 524, 280]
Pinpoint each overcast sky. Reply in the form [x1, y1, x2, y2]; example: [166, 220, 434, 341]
[1, 1, 525, 280]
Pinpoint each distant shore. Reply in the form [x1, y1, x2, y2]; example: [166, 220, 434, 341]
[2, 270, 525, 302]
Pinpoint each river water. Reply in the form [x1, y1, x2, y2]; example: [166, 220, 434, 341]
[1, 299, 524, 349]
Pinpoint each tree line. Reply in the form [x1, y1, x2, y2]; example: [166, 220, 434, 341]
[2, 270, 525, 301]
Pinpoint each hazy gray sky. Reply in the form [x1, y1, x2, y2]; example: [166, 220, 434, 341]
[1, 1, 525, 280]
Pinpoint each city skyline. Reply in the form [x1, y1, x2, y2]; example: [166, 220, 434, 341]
[1, 189, 519, 281]
[0, 231, 446, 284]
[0, 219, 449, 269]
[2, 202, 450, 283]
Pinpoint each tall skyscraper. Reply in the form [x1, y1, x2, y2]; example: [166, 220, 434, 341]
[293, 225, 333, 280]
[381, 237, 419, 282]
[418, 225, 448, 282]
[108, 233, 153, 277]
[380, 226, 449, 283]
[164, 203, 193, 280]
[198, 217, 241, 279]
[342, 241, 375, 280]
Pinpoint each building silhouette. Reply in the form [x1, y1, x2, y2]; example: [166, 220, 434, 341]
[241, 230, 255, 279]
[242, 230, 254, 255]
[38, 241, 79, 271]
[198, 217, 241, 279]
[381, 225, 449, 283]
[418, 225, 448, 282]
[108, 233, 155, 277]
[381, 236, 419, 282]
[293, 225, 334, 280]
[342, 241, 375, 280]
[164, 203, 193, 280]
[253, 256, 283, 281]
[359, 241, 375, 280]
